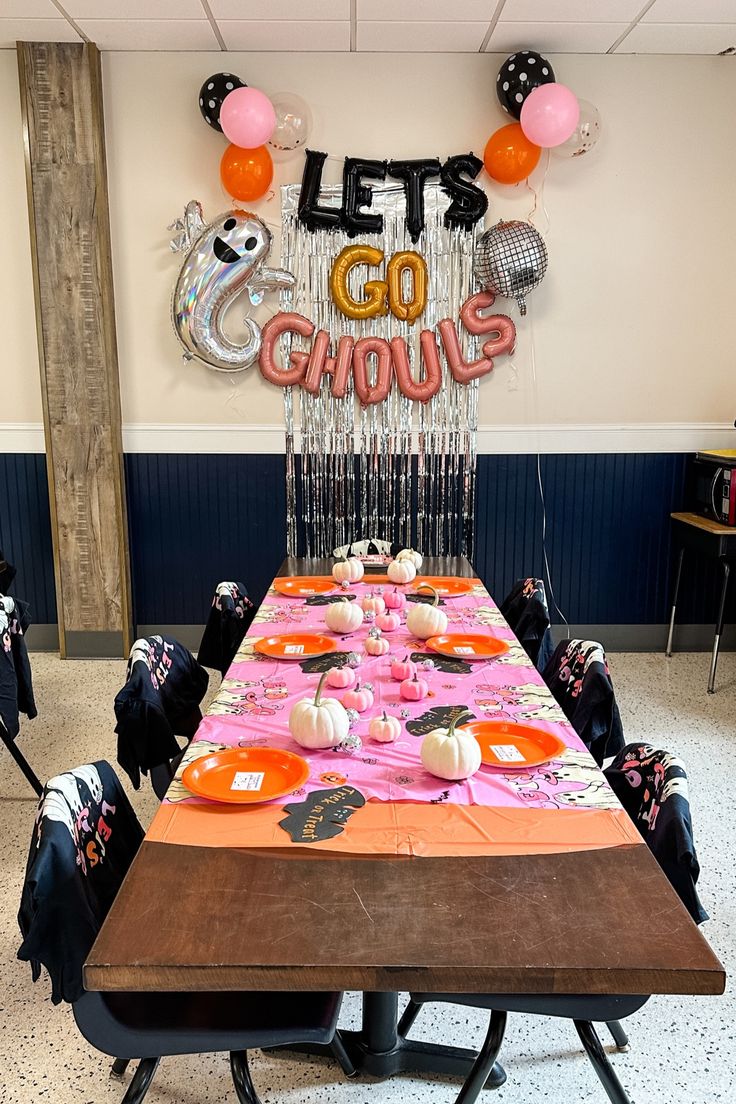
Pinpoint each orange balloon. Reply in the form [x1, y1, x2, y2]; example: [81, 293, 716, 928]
[483, 124, 540, 185]
[220, 143, 273, 201]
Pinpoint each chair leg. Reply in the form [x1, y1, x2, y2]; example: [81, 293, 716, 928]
[455, 1010, 508, 1104]
[230, 1051, 263, 1104]
[606, 1020, 629, 1051]
[574, 1021, 632, 1104]
[110, 1057, 130, 1079]
[665, 546, 684, 657]
[708, 560, 730, 694]
[330, 1031, 358, 1078]
[120, 1057, 160, 1104]
[0, 723, 42, 796]
[397, 997, 423, 1037]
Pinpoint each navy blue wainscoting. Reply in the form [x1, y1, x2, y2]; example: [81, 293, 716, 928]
[0, 454, 56, 624]
[1, 451, 734, 636]
[124, 454, 287, 627]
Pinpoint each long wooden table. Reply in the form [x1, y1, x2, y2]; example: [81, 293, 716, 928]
[85, 557, 725, 1082]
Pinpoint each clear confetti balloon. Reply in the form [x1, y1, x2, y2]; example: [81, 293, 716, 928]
[268, 92, 312, 160]
[474, 220, 548, 316]
[552, 99, 602, 159]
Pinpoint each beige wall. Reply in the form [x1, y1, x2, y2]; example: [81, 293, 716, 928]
[0, 51, 43, 424]
[2, 48, 736, 439]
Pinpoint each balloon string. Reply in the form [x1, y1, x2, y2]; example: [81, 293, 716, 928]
[525, 149, 551, 237]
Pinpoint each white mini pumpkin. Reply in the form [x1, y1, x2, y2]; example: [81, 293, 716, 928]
[369, 711, 402, 743]
[387, 559, 417, 585]
[289, 671, 349, 749]
[396, 548, 423, 571]
[405, 584, 448, 639]
[332, 556, 365, 584]
[421, 717, 481, 780]
[325, 597, 364, 634]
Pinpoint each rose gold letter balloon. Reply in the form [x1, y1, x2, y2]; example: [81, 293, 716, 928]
[460, 291, 516, 358]
[390, 332, 441, 402]
[324, 335, 355, 399]
[259, 312, 314, 386]
[387, 250, 428, 324]
[438, 318, 494, 382]
[330, 244, 388, 320]
[353, 336, 393, 404]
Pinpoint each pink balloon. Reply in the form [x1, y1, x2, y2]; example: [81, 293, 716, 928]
[520, 83, 579, 149]
[220, 87, 276, 148]
[437, 319, 494, 383]
[460, 292, 516, 359]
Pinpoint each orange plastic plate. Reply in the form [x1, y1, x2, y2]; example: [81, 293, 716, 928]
[182, 746, 310, 804]
[362, 573, 390, 584]
[459, 720, 566, 770]
[273, 576, 335, 597]
[256, 633, 338, 660]
[412, 576, 474, 597]
[426, 633, 510, 660]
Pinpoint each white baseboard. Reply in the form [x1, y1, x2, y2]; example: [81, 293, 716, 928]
[2, 420, 734, 456]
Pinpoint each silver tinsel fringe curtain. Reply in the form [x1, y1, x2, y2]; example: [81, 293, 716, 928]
[280, 183, 481, 558]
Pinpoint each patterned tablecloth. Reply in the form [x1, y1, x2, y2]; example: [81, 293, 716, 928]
[147, 574, 641, 856]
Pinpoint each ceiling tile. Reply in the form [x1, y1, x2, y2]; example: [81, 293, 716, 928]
[358, 0, 499, 19]
[0, 18, 83, 48]
[2, 0, 59, 15]
[358, 20, 488, 51]
[219, 20, 350, 50]
[209, 0, 350, 17]
[65, 0, 204, 16]
[502, 0, 644, 19]
[617, 21, 736, 51]
[487, 20, 629, 53]
[75, 19, 220, 50]
[643, 0, 736, 21]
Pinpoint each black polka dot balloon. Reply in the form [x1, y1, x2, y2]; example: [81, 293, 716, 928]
[198, 72, 246, 132]
[496, 51, 555, 120]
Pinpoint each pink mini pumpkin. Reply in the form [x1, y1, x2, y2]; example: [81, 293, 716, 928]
[383, 587, 407, 611]
[375, 611, 401, 632]
[326, 665, 356, 689]
[369, 710, 402, 743]
[400, 673, 429, 701]
[343, 681, 374, 713]
[391, 654, 417, 682]
[360, 592, 386, 616]
[365, 634, 390, 657]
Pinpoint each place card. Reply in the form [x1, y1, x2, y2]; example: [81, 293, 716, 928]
[454, 645, 475, 655]
[284, 643, 305, 654]
[230, 771, 266, 792]
[489, 744, 525, 763]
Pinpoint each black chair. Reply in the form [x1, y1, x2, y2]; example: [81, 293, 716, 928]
[0, 591, 41, 795]
[18, 761, 352, 1104]
[114, 635, 209, 799]
[604, 742, 707, 924]
[499, 577, 553, 671]
[542, 638, 625, 766]
[197, 581, 255, 677]
[399, 745, 709, 1104]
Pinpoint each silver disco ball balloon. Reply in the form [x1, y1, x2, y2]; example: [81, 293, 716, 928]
[474, 220, 548, 316]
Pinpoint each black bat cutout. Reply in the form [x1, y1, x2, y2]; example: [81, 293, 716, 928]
[305, 594, 357, 606]
[299, 651, 356, 673]
[410, 651, 472, 674]
[406, 593, 446, 605]
[405, 705, 476, 737]
[280, 786, 366, 843]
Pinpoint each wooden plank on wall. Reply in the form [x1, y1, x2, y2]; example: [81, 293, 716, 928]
[17, 41, 132, 658]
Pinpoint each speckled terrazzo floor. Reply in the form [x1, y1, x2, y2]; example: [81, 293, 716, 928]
[1, 651, 733, 1104]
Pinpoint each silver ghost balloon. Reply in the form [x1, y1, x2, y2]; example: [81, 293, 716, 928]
[169, 200, 295, 373]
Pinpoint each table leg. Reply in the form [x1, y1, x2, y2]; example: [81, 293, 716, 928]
[265, 992, 506, 1089]
[0, 724, 42, 796]
[708, 560, 731, 694]
[665, 546, 685, 657]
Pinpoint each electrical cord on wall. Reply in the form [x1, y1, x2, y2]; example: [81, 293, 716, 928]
[525, 153, 569, 635]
